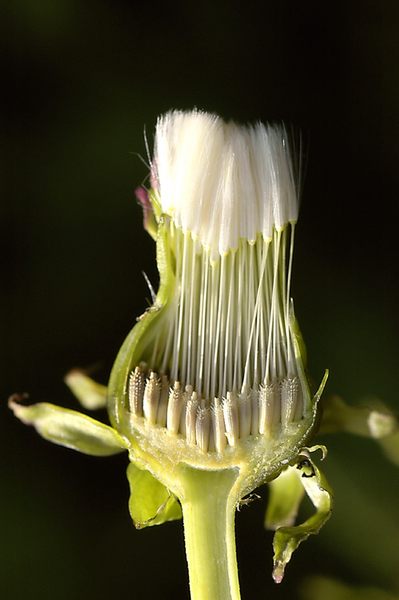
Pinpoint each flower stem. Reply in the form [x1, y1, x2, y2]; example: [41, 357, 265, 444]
[179, 466, 242, 600]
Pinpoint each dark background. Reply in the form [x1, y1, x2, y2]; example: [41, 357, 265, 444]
[2, 1, 399, 599]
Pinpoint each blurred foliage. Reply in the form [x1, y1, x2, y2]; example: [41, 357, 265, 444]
[2, 1, 399, 599]
[302, 576, 399, 600]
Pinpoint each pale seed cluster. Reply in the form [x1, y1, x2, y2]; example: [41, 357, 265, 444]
[128, 364, 304, 453]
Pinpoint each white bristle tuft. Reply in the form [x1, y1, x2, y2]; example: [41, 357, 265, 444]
[153, 110, 299, 258]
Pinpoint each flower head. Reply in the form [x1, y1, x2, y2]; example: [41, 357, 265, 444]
[109, 111, 321, 479]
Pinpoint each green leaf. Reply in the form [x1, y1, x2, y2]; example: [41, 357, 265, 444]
[265, 466, 305, 530]
[9, 395, 127, 456]
[272, 451, 333, 583]
[64, 370, 107, 410]
[127, 462, 182, 529]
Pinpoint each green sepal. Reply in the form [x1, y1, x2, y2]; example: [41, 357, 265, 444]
[107, 216, 176, 429]
[289, 301, 328, 419]
[271, 450, 333, 583]
[64, 370, 107, 410]
[143, 209, 158, 241]
[9, 396, 127, 456]
[265, 466, 305, 530]
[127, 462, 182, 529]
[289, 299, 308, 368]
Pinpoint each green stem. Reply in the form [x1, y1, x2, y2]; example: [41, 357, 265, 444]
[179, 466, 241, 600]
